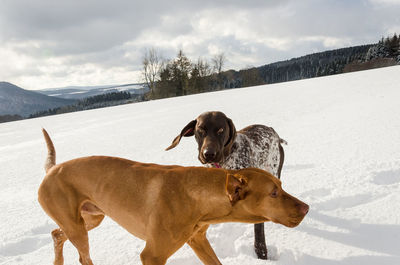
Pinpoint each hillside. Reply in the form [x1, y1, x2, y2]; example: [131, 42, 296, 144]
[219, 41, 399, 89]
[220, 44, 374, 89]
[0, 66, 399, 265]
[0, 82, 74, 117]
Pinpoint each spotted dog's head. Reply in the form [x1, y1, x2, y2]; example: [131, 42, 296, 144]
[166, 111, 236, 165]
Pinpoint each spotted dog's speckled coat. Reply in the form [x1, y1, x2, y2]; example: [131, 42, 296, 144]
[219, 125, 287, 179]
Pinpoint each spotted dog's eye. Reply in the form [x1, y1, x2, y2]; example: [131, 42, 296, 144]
[198, 127, 206, 136]
[217, 128, 224, 135]
[270, 188, 278, 198]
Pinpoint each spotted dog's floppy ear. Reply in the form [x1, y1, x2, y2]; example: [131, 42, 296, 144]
[165, 120, 197, 151]
[225, 173, 248, 205]
[223, 117, 237, 156]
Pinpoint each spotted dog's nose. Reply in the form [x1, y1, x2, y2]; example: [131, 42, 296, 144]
[203, 149, 216, 161]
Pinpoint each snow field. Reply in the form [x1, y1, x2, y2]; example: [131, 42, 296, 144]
[0, 65, 399, 264]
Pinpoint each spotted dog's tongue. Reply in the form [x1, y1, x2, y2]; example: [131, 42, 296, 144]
[212, 163, 222, 168]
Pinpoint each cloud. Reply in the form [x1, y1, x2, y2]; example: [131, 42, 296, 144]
[368, 0, 400, 5]
[0, 0, 399, 90]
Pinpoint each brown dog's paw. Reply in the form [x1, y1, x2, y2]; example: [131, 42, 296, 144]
[51, 228, 67, 246]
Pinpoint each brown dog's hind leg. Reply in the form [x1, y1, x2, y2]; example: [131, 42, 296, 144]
[187, 225, 222, 265]
[62, 222, 94, 265]
[50, 213, 104, 265]
[254, 223, 268, 260]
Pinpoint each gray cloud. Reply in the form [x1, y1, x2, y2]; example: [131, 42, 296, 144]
[0, 0, 399, 90]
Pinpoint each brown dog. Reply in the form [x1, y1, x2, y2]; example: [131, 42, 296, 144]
[38, 129, 308, 265]
[166, 111, 287, 259]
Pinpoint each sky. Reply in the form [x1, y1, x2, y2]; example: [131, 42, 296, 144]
[0, 0, 399, 90]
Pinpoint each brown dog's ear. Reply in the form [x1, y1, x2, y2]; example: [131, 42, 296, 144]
[165, 120, 197, 151]
[225, 173, 248, 205]
[223, 118, 237, 156]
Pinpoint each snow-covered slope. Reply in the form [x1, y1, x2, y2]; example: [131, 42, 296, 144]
[1, 66, 399, 265]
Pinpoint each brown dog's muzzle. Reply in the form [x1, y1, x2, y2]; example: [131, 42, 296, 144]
[266, 191, 309, 228]
[286, 196, 309, 227]
[297, 201, 309, 216]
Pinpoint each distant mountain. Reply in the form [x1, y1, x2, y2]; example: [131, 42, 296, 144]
[38, 83, 149, 100]
[0, 82, 75, 116]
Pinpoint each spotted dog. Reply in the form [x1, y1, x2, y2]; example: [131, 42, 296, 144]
[166, 111, 287, 260]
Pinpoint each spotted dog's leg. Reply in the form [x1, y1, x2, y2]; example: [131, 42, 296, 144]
[277, 141, 285, 179]
[223, 127, 285, 260]
[254, 138, 284, 260]
[254, 223, 268, 259]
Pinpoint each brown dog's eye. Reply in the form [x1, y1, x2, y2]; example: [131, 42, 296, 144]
[270, 188, 278, 198]
[217, 128, 224, 135]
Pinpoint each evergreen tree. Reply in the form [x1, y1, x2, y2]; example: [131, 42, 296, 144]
[172, 50, 191, 96]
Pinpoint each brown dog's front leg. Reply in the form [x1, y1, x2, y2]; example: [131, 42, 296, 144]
[254, 223, 268, 260]
[187, 225, 222, 265]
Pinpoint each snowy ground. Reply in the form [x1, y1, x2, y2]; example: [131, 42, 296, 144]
[1, 66, 399, 264]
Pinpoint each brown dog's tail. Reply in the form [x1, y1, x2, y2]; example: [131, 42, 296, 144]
[42, 128, 56, 173]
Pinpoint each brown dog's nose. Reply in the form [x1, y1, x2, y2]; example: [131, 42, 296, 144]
[297, 202, 309, 215]
[203, 149, 216, 161]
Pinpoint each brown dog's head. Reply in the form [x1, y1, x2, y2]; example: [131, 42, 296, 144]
[225, 168, 309, 227]
[166, 111, 236, 164]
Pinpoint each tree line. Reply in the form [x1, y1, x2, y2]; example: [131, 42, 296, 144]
[378, 33, 400, 57]
[29, 91, 137, 118]
[142, 34, 399, 98]
[142, 49, 226, 99]
[345, 33, 400, 72]
[0, 114, 23, 123]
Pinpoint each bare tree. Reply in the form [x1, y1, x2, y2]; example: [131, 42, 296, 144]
[196, 57, 212, 77]
[142, 48, 163, 97]
[211, 52, 226, 74]
[188, 57, 212, 93]
[211, 52, 226, 89]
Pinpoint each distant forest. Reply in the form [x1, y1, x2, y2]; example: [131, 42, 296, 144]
[223, 45, 372, 88]
[143, 34, 399, 99]
[0, 114, 23, 123]
[29, 91, 140, 118]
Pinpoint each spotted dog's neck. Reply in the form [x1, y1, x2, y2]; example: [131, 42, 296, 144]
[208, 133, 252, 170]
[207, 125, 283, 177]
